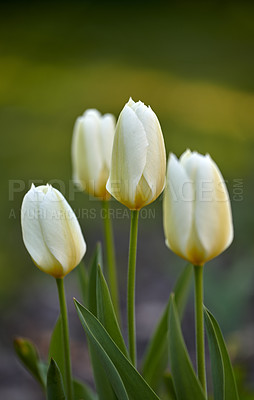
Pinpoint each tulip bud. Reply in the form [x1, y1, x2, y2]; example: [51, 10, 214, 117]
[21, 184, 86, 278]
[163, 150, 233, 265]
[71, 109, 116, 199]
[106, 98, 166, 210]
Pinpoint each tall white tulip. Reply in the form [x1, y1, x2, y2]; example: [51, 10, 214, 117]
[21, 184, 86, 278]
[72, 109, 115, 199]
[163, 150, 233, 266]
[106, 98, 166, 210]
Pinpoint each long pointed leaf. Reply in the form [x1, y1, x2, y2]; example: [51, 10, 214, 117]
[77, 261, 89, 306]
[73, 379, 98, 400]
[204, 307, 239, 400]
[88, 243, 103, 316]
[74, 299, 161, 400]
[47, 359, 66, 400]
[163, 373, 177, 400]
[48, 316, 65, 388]
[168, 295, 206, 400]
[87, 244, 116, 400]
[142, 264, 193, 389]
[174, 263, 193, 317]
[96, 265, 128, 358]
[76, 299, 128, 400]
[89, 347, 118, 400]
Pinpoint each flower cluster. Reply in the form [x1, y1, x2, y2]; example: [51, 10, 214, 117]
[18, 97, 236, 400]
[22, 98, 233, 275]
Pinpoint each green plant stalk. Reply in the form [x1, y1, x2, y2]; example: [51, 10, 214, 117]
[194, 264, 207, 395]
[102, 200, 120, 322]
[127, 210, 139, 366]
[56, 278, 74, 400]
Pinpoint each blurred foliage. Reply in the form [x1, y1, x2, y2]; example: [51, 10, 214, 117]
[0, 0, 254, 364]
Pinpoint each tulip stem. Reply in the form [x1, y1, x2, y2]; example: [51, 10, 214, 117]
[127, 210, 139, 366]
[102, 200, 121, 323]
[56, 278, 74, 400]
[194, 264, 207, 395]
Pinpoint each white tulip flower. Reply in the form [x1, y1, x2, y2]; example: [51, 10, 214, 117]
[72, 109, 116, 199]
[106, 98, 166, 210]
[163, 150, 233, 265]
[21, 184, 86, 278]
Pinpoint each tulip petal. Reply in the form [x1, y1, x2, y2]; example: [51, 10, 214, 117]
[163, 154, 194, 259]
[134, 104, 166, 205]
[135, 174, 153, 210]
[39, 187, 86, 275]
[107, 103, 148, 208]
[72, 113, 104, 197]
[100, 114, 116, 170]
[72, 109, 115, 199]
[179, 153, 209, 264]
[194, 155, 233, 263]
[83, 109, 101, 119]
[164, 150, 234, 265]
[179, 149, 192, 165]
[181, 151, 203, 181]
[21, 185, 64, 277]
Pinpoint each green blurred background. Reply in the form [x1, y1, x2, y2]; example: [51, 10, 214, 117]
[1, 1, 254, 398]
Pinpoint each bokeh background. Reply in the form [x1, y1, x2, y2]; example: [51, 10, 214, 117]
[1, 1, 254, 398]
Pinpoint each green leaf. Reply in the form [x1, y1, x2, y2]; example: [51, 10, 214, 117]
[204, 307, 239, 400]
[174, 263, 193, 318]
[83, 242, 127, 399]
[89, 346, 117, 400]
[48, 316, 65, 388]
[47, 358, 66, 400]
[77, 261, 89, 306]
[168, 295, 206, 400]
[96, 264, 128, 358]
[74, 299, 161, 400]
[163, 373, 177, 400]
[142, 264, 193, 389]
[87, 244, 116, 400]
[77, 306, 129, 400]
[73, 379, 97, 400]
[13, 337, 46, 388]
[88, 243, 103, 316]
